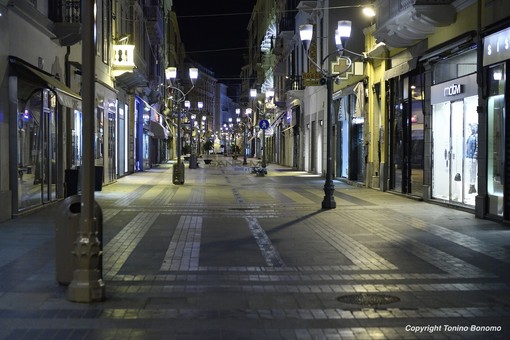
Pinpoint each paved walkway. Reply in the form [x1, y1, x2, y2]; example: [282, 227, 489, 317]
[0, 157, 509, 339]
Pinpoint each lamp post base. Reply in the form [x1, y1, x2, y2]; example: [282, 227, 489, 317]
[321, 182, 336, 209]
[321, 196, 336, 209]
[67, 269, 105, 302]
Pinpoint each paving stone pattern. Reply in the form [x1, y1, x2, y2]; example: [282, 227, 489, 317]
[0, 159, 509, 339]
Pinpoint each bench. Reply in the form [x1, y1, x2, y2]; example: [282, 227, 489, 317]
[17, 166, 32, 180]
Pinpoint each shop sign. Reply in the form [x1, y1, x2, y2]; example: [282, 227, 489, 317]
[443, 84, 463, 97]
[303, 71, 323, 86]
[430, 73, 477, 105]
[483, 27, 510, 66]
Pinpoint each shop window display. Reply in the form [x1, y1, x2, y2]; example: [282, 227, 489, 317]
[487, 64, 505, 216]
[432, 95, 478, 206]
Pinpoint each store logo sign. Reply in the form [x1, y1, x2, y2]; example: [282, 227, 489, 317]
[443, 84, 463, 97]
[484, 27, 510, 66]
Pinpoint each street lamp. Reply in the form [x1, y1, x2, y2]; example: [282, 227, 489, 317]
[243, 108, 252, 165]
[261, 89, 274, 169]
[187, 100, 200, 169]
[250, 89, 257, 159]
[299, 20, 352, 210]
[222, 123, 228, 155]
[165, 66, 198, 184]
[197, 101, 203, 156]
[67, 0, 104, 303]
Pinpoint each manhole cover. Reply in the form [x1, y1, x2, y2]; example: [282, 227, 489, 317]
[337, 293, 400, 306]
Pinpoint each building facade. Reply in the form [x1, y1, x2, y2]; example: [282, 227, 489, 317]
[0, 0, 176, 221]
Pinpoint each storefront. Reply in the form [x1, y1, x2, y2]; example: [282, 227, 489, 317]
[335, 82, 365, 182]
[483, 26, 510, 220]
[91, 81, 118, 186]
[149, 110, 170, 165]
[387, 73, 425, 197]
[431, 73, 478, 207]
[133, 97, 150, 171]
[116, 101, 129, 177]
[9, 57, 81, 213]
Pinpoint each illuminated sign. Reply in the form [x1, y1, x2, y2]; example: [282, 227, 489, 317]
[302, 72, 323, 86]
[484, 27, 510, 66]
[430, 74, 477, 105]
[443, 84, 463, 96]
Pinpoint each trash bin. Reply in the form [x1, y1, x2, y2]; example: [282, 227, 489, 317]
[173, 161, 185, 184]
[189, 154, 198, 169]
[55, 195, 103, 285]
[95, 166, 103, 191]
[64, 169, 79, 197]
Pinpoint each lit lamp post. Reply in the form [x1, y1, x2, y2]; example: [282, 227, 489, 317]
[188, 100, 199, 169]
[165, 67, 198, 184]
[67, 0, 104, 303]
[235, 109, 241, 158]
[261, 89, 274, 169]
[299, 20, 352, 209]
[197, 101, 203, 156]
[250, 89, 257, 158]
[235, 116, 241, 159]
[222, 124, 228, 155]
[228, 117, 233, 156]
[200, 115, 207, 155]
[243, 108, 252, 165]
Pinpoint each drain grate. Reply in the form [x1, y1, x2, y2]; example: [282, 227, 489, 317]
[337, 293, 400, 306]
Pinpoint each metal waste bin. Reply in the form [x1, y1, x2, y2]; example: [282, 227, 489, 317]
[173, 161, 185, 184]
[64, 169, 79, 197]
[189, 154, 198, 169]
[94, 166, 104, 191]
[55, 195, 103, 285]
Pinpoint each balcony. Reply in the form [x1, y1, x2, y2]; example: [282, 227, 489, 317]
[286, 76, 304, 92]
[374, 0, 457, 48]
[278, 16, 295, 33]
[144, 5, 164, 45]
[48, 0, 81, 46]
[112, 44, 136, 75]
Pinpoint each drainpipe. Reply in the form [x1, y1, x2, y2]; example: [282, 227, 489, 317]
[475, 0, 487, 218]
[65, 46, 72, 170]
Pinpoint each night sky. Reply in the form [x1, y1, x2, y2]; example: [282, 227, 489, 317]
[172, 1, 257, 84]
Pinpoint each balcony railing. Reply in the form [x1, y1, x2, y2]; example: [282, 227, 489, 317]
[144, 6, 164, 44]
[374, 0, 456, 47]
[48, 0, 81, 23]
[48, 0, 81, 46]
[112, 45, 136, 77]
[286, 76, 304, 92]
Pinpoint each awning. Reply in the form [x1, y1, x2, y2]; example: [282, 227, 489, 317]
[9, 56, 82, 110]
[333, 83, 358, 99]
[384, 58, 417, 80]
[150, 120, 169, 140]
[115, 69, 148, 90]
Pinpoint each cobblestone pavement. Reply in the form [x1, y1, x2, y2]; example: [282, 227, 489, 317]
[0, 158, 509, 339]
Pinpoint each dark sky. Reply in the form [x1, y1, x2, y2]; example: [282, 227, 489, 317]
[172, 1, 257, 83]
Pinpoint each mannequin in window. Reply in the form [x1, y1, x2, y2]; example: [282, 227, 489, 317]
[465, 123, 478, 194]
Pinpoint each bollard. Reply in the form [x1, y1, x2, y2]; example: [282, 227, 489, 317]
[55, 195, 103, 285]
